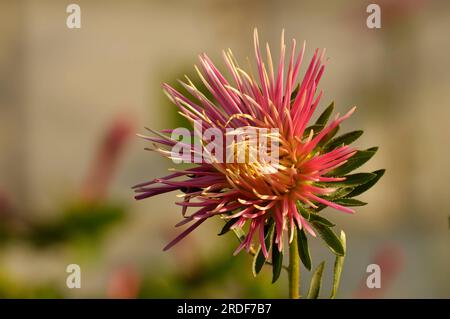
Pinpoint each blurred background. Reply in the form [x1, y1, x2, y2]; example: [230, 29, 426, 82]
[0, 0, 449, 298]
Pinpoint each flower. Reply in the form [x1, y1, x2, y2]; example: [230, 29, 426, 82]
[134, 29, 380, 258]
[82, 114, 135, 203]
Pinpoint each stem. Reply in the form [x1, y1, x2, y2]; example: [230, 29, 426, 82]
[288, 227, 300, 299]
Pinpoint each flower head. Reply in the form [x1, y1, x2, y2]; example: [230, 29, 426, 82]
[134, 29, 382, 259]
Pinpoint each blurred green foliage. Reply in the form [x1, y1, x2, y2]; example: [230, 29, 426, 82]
[138, 238, 286, 298]
[0, 270, 63, 298]
[0, 202, 125, 247]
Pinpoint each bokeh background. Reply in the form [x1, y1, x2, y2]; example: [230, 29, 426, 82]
[0, 0, 449, 298]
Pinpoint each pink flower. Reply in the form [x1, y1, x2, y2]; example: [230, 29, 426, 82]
[135, 29, 378, 257]
[82, 114, 135, 203]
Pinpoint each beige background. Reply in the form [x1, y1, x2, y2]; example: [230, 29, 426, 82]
[0, 0, 449, 297]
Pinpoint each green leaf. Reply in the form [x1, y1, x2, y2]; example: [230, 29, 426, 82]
[303, 124, 324, 138]
[330, 231, 346, 299]
[296, 201, 310, 220]
[271, 230, 283, 283]
[290, 84, 300, 101]
[218, 218, 239, 236]
[347, 169, 385, 198]
[308, 213, 335, 227]
[297, 227, 312, 271]
[317, 125, 340, 148]
[324, 173, 376, 188]
[324, 130, 363, 152]
[297, 202, 336, 226]
[327, 147, 378, 176]
[252, 223, 274, 276]
[231, 226, 246, 243]
[333, 198, 367, 207]
[310, 204, 327, 213]
[315, 102, 334, 126]
[313, 223, 345, 256]
[342, 173, 376, 186]
[326, 187, 354, 200]
[252, 250, 265, 277]
[307, 261, 325, 299]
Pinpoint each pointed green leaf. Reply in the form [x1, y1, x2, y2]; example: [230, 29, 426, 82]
[326, 187, 354, 200]
[313, 223, 345, 256]
[324, 130, 363, 152]
[297, 201, 335, 227]
[297, 227, 312, 271]
[333, 198, 367, 206]
[324, 173, 376, 188]
[271, 231, 283, 283]
[342, 173, 376, 186]
[317, 125, 340, 148]
[327, 147, 378, 176]
[308, 213, 335, 227]
[252, 223, 274, 276]
[252, 248, 265, 277]
[296, 201, 310, 220]
[290, 84, 300, 101]
[307, 261, 325, 299]
[347, 169, 385, 198]
[303, 124, 324, 138]
[231, 226, 246, 243]
[330, 231, 346, 299]
[218, 218, 239, 236]
[311, 204, 327, 213]
[316, 102, 334, 126]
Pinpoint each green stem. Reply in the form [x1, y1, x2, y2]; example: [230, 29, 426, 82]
[288, 227, 300, 299]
